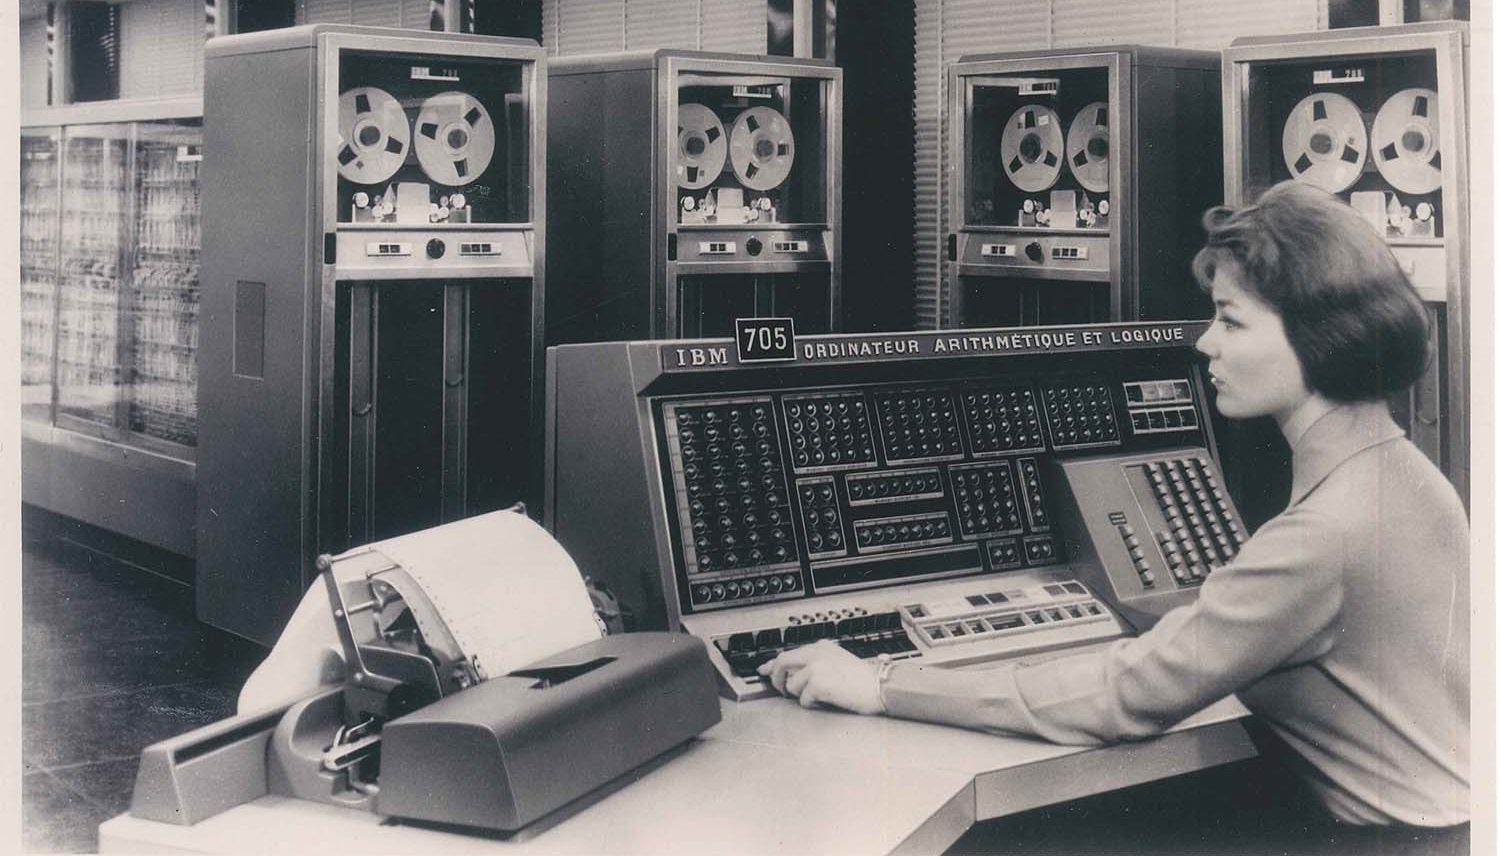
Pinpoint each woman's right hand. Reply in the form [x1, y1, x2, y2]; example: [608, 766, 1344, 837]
[758, 640, 886, 715]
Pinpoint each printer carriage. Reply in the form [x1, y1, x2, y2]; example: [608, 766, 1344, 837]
[130, 512, 721, 833]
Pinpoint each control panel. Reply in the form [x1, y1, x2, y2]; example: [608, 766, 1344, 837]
[547, 321, 1244, 700]
[656, 371, 1215, 620]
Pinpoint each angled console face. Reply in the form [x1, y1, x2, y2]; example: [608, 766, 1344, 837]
[198, 25, 547, 644]
[548, 51, 841, 342]
[1223, 23, 1469, 503]
[547, 322, 1248, 699]
[947, 47, 1222, 327]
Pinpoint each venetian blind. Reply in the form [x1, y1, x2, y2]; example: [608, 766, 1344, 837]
[541, 0, 767, 55]
[119, 0, 203, 98]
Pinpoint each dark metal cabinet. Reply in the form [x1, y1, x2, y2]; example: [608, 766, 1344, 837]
[196, 25, 546, 644]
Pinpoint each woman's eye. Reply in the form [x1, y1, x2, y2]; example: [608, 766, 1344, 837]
[1218, 316, 1240, 330]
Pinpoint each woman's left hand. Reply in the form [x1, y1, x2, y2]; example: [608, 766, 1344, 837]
[757, 640, 885, 715]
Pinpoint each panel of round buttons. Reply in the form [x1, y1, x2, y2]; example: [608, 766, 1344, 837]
[795, 476, 848, 559]
[874, 388, 965, 464]
[986, 538, 1024, 570]
[1040, 381, 1121, 450]
[845, 467, 944, 506]
[781, 393, 877, 473]
[853, 512, 952, 554]
[961, 386, 1045, 455]
[663, 398, 798, 589]
[1015, 457, 1051, 531]
[948, 461, 1024, 539]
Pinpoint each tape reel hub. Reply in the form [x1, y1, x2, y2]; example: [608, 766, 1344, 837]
[414, 91, 495, 187]
[677, 103, 728, 190]
[337, 87, 411, 185]
[729, 106, 796, 191]
[1065, 102, 1109, 193]
[1000, 105, 1064, 194]
[1281, 92, 1366, 193]
[1372, 88, 1442, 194]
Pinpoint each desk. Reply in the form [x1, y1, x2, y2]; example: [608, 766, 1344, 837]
[100, 695, 1252, 855]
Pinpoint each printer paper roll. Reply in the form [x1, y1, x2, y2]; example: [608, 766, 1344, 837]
[363, 511, 604, 680]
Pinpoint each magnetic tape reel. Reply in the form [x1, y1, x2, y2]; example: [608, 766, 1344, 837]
[999, 105, 1064, 193]
[1281, 92, 1367, 193]
[729, 106, 796, 191]
[337, 87, 412, 185]
[677, 103, 727, 190]
[1065, 102, 1109, 194]
[414, 91, 496, 187]
[1371, 88, 1442, 195]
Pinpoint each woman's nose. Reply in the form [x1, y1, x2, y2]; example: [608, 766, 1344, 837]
[1195, 326, 1217, 357]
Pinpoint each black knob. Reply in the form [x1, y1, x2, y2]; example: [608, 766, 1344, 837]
[746, 237, 763, 256]
[426, 238, 446, 259]
[1025, 241, 1044, 262]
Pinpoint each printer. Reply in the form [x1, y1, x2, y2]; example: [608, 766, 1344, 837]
[129, 510, 722, 833]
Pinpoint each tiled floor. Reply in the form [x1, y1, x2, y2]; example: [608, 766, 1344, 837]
[21, 513, 264, 853]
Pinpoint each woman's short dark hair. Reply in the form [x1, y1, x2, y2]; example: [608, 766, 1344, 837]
[1190, 180, 1431, 401]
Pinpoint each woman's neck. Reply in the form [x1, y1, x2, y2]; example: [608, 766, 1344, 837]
[1275, 394, 1337, 448]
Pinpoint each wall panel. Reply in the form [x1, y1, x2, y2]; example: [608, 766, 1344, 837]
[22, 13, 49, 107]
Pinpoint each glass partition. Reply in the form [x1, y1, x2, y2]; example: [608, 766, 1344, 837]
[129, 122, 201, 446]
[57, 124, 131, 430]
[21, 128, 62, 425]
[20, 116, 203, 456]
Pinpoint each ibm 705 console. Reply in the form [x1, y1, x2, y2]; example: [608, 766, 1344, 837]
[546, 322, 1247, 699]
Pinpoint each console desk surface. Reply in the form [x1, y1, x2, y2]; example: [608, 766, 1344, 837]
[100, 695, 1252, 855]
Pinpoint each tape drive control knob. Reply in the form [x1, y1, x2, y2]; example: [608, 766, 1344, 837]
[1025, 242, 1044, 262]
[426, 239, 446, 259]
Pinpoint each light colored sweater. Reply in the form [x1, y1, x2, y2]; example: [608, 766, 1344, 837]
[881, 402, 1470, 826]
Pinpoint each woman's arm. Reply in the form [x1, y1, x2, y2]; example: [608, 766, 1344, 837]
[765, 505, 1347, 743]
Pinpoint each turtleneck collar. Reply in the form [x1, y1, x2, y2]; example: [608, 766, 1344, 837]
[1287, 400, 1404, 507]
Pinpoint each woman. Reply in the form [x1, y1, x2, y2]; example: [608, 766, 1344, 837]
[760, 181, 1470, 840]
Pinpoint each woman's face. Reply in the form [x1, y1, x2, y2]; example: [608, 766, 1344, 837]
[1194, 262, 1312, 423]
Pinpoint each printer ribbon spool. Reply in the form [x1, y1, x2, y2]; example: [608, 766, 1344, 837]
[414, 91, 496, 187]
[1281, 92, 1367, 193]
[1065, 102, 1110, 194]
[337, 87, 412, 185]
[1000, 104, 1064, 193]
[677, 103, 728, 190]
[1371, 88, 1443, 195]
[729, 106, 796, 191]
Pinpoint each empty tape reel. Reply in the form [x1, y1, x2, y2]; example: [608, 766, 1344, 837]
[999, 105, 1064, 193]
[337, 87, 411, 185]
[677, 103, 727, 190]
[413, 91, 495, 187]
[1281, 93, 1367, 193]
[1065, 102, 1109, 193]
[1371, 88, 1442, 195]
[729, 106, 796, 191]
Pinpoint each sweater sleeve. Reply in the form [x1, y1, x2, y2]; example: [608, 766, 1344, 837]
[879, 505, 1346, 744]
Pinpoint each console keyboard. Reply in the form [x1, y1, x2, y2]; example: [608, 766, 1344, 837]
[714, 611, 919, 678]
[696, 573, 1125, 697]
[1141, 455, 1245, 585]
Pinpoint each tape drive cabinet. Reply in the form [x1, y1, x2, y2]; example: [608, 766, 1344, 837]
[1223, 22, 1470, 503]
[946, 47, 1222, 329]
[197, 26, 546, 644]
[547, 51, 841, 342]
